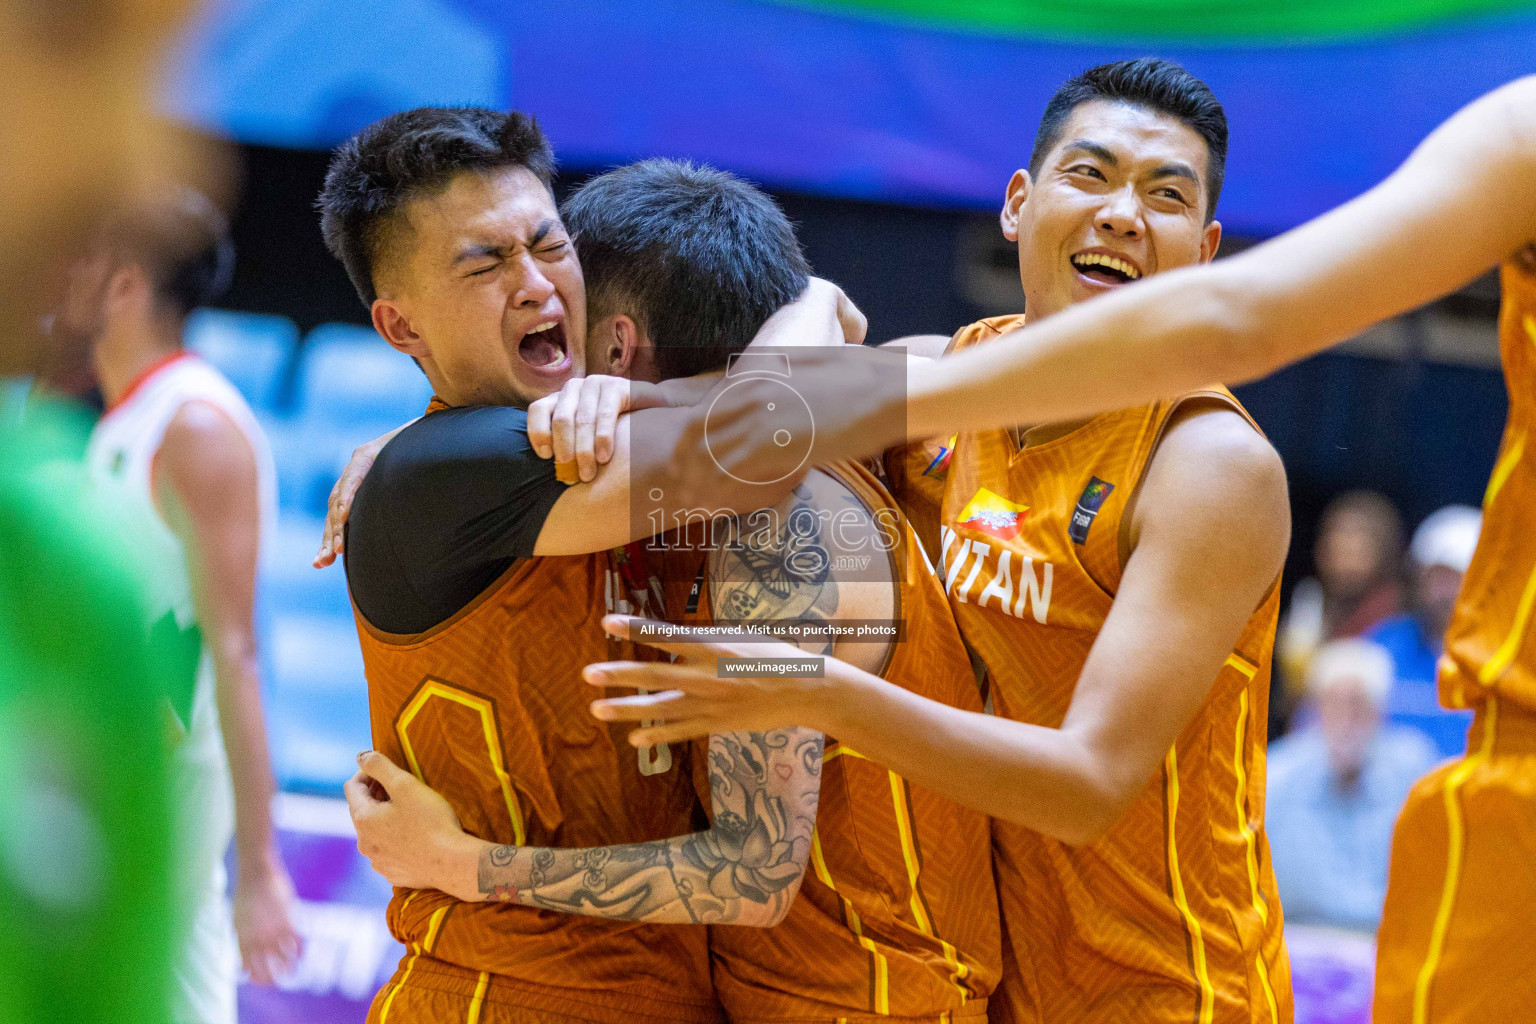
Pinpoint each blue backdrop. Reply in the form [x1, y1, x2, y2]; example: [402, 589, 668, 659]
[163, 0, 1536, 235]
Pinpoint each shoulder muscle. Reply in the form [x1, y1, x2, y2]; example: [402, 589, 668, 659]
[1133, 403, 1289, 594]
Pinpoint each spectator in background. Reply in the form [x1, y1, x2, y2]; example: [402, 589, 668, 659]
[1367, 505, 1481, 757]
[1266, 639, 1437, 932]
[1277, 491, 1405, 714]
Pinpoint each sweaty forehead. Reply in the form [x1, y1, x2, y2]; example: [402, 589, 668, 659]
[1054, 100, 1210, 183]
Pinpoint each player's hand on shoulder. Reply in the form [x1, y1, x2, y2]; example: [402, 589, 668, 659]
[314, 421, 414, 568]
[345, 750, 479, 901]
[527, 375, 671, 485]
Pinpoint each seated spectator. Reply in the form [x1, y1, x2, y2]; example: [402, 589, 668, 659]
[1266, 639, 1438, 933]
[1367, 505, 1481, 758]
[1278, 492, 1406, 710]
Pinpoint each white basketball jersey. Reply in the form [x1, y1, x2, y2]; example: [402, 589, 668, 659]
[86, 351, 277, 1024]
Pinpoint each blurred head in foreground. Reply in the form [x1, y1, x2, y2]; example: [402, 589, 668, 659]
[0, 0, 214, 378]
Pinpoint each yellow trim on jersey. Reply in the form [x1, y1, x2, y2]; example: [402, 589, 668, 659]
[397, 889, 422, 921]
[397, 679, 527, 845]
[377, 949, 420, 1024]
[824, 743, 869, 763]
[466, 970, 490, 1024]
[810, 830, 891, 1015]
[1484, 429, 1524, 507]
[424, 904, 450, 952]
[1413, 694, 1498, 1024]
[1164, 746, 1215, 1024]
[1476, 559, 1536, 687]
[1230, 675, 1281, 1024]
[887, 770, 970, 1003]
[376, 891, 426, 1023]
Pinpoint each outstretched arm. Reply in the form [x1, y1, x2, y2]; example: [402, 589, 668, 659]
[907, 75, 1536, 440]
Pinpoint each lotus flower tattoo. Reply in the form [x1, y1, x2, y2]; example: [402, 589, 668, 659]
[683, 732, 813, 905]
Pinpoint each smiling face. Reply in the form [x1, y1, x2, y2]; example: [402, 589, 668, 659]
[371, 165, 586, 409]
[1003, 100, 1222, 323]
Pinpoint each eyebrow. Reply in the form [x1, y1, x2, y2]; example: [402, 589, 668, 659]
[1150, 162, 1201, 187]
[1061, 140, 1203, 190]
[450, 218, 561, 267]
[1060, 140, 1118, 167]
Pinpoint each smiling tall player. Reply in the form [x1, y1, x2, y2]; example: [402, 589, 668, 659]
[598, 59, 1294, 1023]
[874, 61, 1290, 1023]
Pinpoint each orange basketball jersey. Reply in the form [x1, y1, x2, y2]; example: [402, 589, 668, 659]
[929, 315, 1291, 1024]
[1440, 257, 1536, 713]
[666, 460, 1001, 1023]
[355, 532, 719, 1020]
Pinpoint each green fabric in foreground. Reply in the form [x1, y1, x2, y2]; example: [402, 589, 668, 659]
[0, 396, 174, 1024]
[784, 0, 1536, 40]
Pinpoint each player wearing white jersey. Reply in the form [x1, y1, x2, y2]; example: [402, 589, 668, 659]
[55, 190, 300, 1024]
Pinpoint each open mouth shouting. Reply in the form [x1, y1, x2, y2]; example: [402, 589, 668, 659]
[1070, 248, 1145, 288]
[517, 315, 571, 378]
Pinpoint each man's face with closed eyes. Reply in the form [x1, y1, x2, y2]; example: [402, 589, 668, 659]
[370, 164, 587, 409]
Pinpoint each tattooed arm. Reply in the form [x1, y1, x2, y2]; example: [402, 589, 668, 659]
[347, 471, 894, 925]
[475, 727, 823, 925]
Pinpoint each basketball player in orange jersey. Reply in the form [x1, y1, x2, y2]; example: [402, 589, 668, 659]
[51, 190, 301, 1021]
[341, 158, 1002, 1022]
[599, 74, 1536, 1024]
[586, 59, 1295, 1024]
[316, 110, 865, 1024]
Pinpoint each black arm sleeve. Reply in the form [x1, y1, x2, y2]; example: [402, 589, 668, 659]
[343, 405, 567, 634]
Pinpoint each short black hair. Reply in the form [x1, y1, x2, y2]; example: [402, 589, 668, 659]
[100, 188, 234, 319]
[1028, 58, 1228, 222]
[317, 107, 556, 307]
[562, 159, 810, 381]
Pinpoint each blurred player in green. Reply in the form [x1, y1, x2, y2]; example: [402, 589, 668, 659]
[0, 0, 215, 1019]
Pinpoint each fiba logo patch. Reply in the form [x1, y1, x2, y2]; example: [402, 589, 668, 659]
[1068, 477, 1115, 544]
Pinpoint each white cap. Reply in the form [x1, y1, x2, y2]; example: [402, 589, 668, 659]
[1309, 638, 1394, 705]
[1410, 505, 1482, 574]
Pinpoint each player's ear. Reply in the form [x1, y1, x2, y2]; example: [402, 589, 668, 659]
[1200, 219, 1222, 264]
[103, 262, 148, 318]
[593, 314, 653, 379]
[371, 298, 428, 359]
[1000, 170, 1031, 243]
